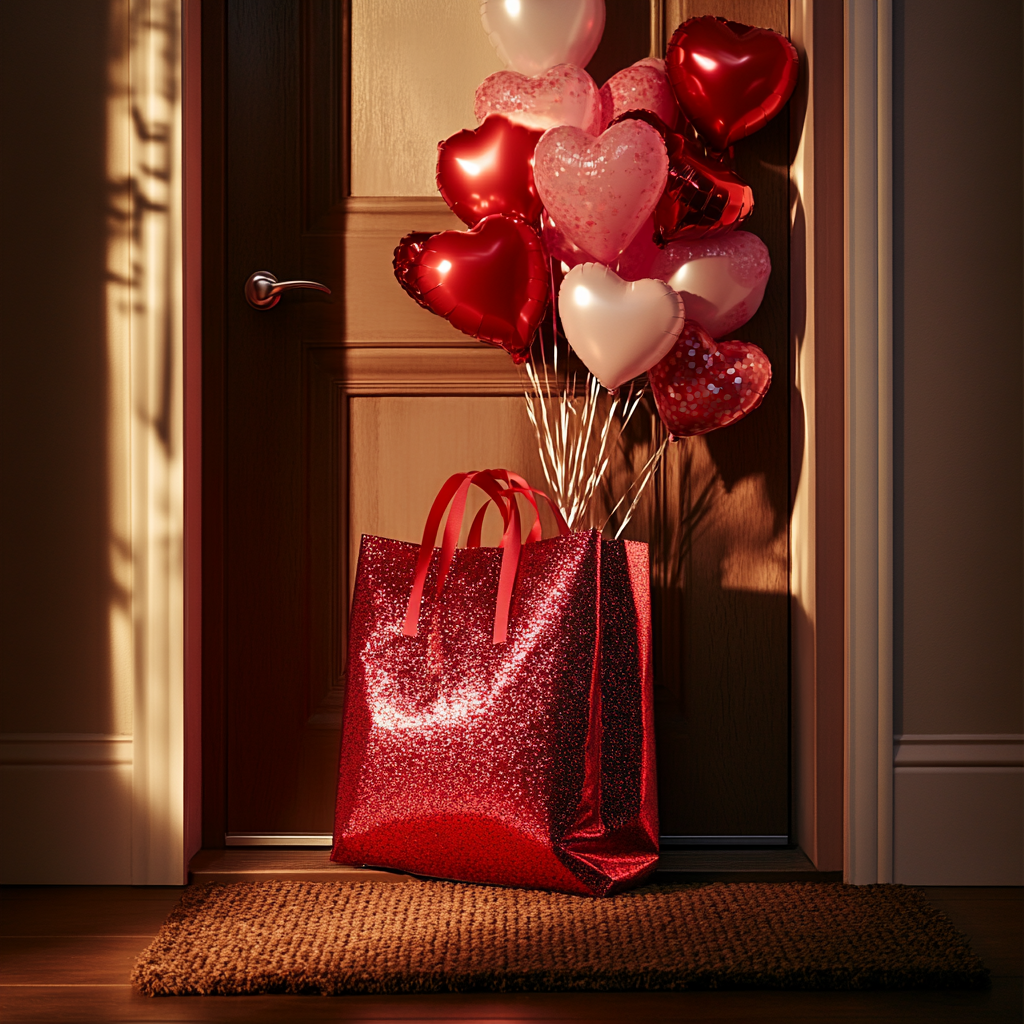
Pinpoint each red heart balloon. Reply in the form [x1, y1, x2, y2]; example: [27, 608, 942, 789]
[611, 111, 753, 243]
[393, 214, 549, 363]
[436, 115, 544, 227]
[392, 231, 436, 311]
[649, 319, 771, 437]
[666, 17, 799, 152]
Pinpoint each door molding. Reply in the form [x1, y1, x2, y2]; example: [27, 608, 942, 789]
[177, 0, 877, 880]
[845, 0, 894, 885]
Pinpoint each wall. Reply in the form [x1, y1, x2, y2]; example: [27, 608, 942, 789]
[0, 0, 134, 883]
[892, 0, 1024, 883]
[2, 0, 1020, 886]
[0, 0, 187, 884]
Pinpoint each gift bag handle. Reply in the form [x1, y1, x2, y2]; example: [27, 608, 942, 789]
[403, 470, 522, 644]
[466, 470, 570, 548]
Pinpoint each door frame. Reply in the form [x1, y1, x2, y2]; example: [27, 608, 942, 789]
[163, 0, 892, 883]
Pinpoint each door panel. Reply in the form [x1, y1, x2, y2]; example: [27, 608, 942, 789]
[350, 396, 552, 581]
[214, 0, 792, 844]
[350, 0, 503, 196]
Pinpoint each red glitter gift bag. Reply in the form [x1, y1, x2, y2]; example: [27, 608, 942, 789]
[331, 469, 659, 895]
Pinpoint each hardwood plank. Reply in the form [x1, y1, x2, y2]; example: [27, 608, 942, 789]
[1, 982, 1021, 1023]
[190, 848, 410, 883]
[0, 936, 150, 985]
[922, 887, 1024, 901]
[922, 895, 1023, 978]
[656, 848, 842, 882]
[0, 887, 184, 936]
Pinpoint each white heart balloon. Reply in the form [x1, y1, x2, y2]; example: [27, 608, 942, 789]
[648, 232, 771, 338]
[558, 264, 685, 391]
[480, 0, 606, 78]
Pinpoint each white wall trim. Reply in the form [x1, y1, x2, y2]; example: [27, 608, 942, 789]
[845, 0, 894, 884]
[0, 734, 135, 883]
[893, 739, 1023, 885]
[0, 734, 133, 766]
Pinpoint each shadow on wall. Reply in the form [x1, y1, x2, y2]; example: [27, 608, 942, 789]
[0, 0, 183, 882]
[1, 1, 119, 736]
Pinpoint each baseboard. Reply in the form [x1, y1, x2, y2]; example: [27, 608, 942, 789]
[0, 734, 133, 884]
[894, 734, 1023, 885]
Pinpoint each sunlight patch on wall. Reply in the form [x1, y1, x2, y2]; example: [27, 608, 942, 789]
[105, 0, 185, 885]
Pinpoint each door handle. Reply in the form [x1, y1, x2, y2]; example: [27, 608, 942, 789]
[244, 271, 331, 309]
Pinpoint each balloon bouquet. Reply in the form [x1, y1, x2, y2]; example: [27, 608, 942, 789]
[393, 1, 798, 532]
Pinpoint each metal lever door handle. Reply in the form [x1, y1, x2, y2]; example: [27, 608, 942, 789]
[245, 271, 331, 309]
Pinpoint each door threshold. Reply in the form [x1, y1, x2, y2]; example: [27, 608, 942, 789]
[190, 847, 841, 885]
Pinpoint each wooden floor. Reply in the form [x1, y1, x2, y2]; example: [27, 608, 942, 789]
[0, 883, 1019, 1022]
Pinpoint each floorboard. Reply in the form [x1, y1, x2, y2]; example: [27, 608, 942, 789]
[1, 884, 1020, 1023]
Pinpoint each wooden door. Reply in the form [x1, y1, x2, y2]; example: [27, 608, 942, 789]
[202, 0, 792, 848]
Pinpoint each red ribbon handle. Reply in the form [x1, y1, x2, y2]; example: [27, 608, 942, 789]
[466, 470, 571, 547]
[403, 471, 522, 644]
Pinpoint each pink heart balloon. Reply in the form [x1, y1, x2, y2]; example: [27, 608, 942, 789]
[558, 263, 685, 391]
[648, 231, 770, 338]
[600, 58, 679, 131]
[475, 64, 601, 136]
[533, 120, 668, 264]
[543, 213, 661, 277]
[612, 215, 661, 280]
[542, 214, 593, 268]
[480, 0, 606, 78]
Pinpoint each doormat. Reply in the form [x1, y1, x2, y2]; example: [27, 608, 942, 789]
[131, 879, 988, 996]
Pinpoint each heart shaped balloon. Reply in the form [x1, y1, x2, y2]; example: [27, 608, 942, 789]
[392, 231, 437, 312]
[600, 58, 678, 131]
[437, 115, 544, 226]
[648, 231, 770, 338]
[475, 64, 601, 135]
[649, 319, 771, 437]
[558, 263, 684, 391]
[611, 110, 753, 242]
[612, 215, 661, 280]
[666, 17, 799, 151]
[533, 120, 668, 263]
[393, 215, 549, 363]
[541, 214, 593, 269]
[480, 0, 605, 78]
[542, 213, 660, 280]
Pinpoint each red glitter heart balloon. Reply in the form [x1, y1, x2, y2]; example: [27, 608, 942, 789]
[611, 111, 753, 243]
[436, 115, 544, 227]
[666, 16, 799, 152]
[393, 214, 549, 363]
[649, 319, 771, 437]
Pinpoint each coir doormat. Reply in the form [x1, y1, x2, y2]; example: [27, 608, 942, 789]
[131, 879, 988, 996]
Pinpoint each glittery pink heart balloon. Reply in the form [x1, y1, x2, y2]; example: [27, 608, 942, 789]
[541, 214, 593, 268]
[600, 58, 679, 131]
[648, 231, 770, 338]
[543, 213, 661, 278]
[474, 64, 601, 136]
[533, 120, 668, 264]
[649, 319, 771, 437]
